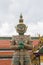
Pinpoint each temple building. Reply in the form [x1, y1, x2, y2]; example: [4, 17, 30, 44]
[0, 14, 43, 65]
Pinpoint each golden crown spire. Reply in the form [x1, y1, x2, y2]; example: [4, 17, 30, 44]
[19, 14, 23, 24]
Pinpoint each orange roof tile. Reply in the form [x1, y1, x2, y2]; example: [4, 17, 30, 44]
[0, 40, 11, 48]
[0, 51, 14, 56]
[0, 59, 12, 65]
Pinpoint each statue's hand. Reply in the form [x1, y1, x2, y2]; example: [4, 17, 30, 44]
[18, 42, 24, 49]
[10, 45, 19, 50]
[24, 44, 33, 50]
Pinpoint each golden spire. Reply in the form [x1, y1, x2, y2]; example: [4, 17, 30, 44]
[19, 14, 23, 24]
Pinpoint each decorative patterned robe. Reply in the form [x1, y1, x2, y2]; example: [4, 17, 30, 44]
[11, 35, 33, 65]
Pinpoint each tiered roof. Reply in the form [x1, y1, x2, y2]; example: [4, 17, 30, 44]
[0, 37, 39, 65]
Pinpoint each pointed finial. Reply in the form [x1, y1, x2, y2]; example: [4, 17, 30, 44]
[20, 14, 23, 18]
[19, 14, 23, 24]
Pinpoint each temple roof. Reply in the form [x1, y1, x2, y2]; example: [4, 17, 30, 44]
[0, 37, 42, 65]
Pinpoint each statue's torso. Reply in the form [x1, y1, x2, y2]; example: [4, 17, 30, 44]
[11, 35, 33, 65]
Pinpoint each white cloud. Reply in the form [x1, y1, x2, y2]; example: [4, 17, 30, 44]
[0, 22, 9, 36]
[0, 0, 43, 36]
[25, 21, 43, 36]
[0, 21, 43, 37]
[0, 22, 18, 36]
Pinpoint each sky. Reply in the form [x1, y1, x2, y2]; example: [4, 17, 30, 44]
[0, 0, 43, 37]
